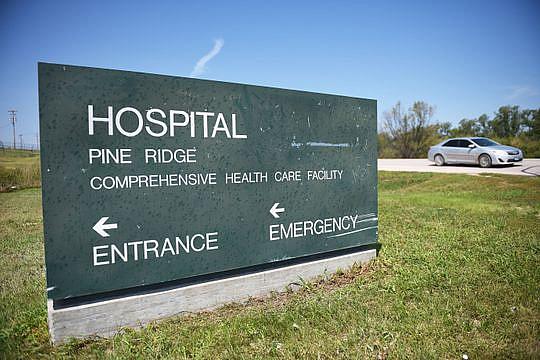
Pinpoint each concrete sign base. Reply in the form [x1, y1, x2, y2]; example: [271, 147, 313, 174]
[48, 248, 376, 344]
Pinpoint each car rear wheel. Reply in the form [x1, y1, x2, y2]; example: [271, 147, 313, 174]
[434, 154, 445, 166]
[479, 154, 492, 168]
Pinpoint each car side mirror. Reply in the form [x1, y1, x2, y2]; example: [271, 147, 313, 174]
[468, 144, 476, 148]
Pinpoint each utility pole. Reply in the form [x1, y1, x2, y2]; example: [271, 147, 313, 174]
[8, 110, 16, 149]
[19, 134, 23, 150]
[35, 133, 39, 151]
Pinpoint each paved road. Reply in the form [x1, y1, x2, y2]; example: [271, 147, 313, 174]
[378, 158, 540, 176]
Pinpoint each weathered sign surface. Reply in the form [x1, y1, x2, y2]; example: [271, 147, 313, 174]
[38, 63, 378, 302]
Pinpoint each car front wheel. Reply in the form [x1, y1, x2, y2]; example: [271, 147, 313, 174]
[434, 154, 445, 166]
[479, 154, 492, 168]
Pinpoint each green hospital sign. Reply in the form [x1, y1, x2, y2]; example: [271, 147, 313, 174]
[38, 63, 378, 302]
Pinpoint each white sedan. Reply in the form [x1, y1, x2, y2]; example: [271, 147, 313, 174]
[428, 137, 523, 168]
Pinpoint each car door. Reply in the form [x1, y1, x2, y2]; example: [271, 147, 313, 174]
[458, 139, 476, 163]
[441, 139, 461, 162]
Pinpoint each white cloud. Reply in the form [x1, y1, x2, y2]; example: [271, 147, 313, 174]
[190, 38, 224, 77]
[505, 85, 540, 100]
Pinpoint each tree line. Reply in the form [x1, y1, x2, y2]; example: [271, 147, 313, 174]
[379, 101, 540, 158]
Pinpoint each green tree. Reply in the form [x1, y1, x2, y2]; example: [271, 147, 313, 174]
[521, 108, 540, 140]
[377, 132, 397, 158]
[436, 122, 452, 137]
[378, 104, 540, 158]
[477, 114, 490, 135]
[452, 118, 480, 136]
[383, 101, 436, 158]
[489, 106, 522, 138]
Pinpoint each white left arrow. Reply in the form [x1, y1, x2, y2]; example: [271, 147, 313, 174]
[270, 202, 285, 219]
[93, 217, 118, 237]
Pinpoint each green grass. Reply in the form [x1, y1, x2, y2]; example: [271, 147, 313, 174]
[0, 172, 539, 359]
[0, 150, 41, 192]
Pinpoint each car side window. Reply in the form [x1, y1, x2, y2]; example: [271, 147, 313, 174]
[459, 140, 473, 148]
[443, 140, 460, 147]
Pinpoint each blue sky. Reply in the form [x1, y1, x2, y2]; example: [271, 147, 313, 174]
[1, 0, 539, 147]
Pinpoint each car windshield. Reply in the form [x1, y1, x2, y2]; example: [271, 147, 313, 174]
[471, 138, 499, 147]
